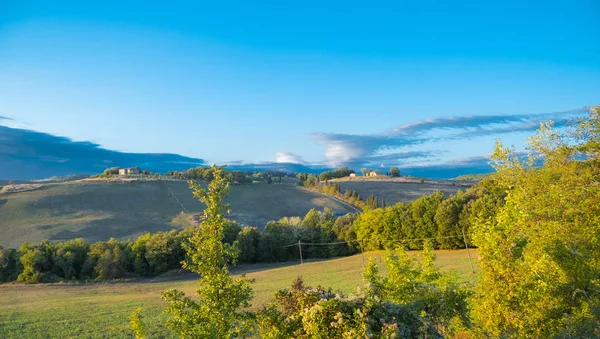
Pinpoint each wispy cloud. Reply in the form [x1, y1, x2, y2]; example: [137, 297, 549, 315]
[312, 107, 589, 166]
[0, 115, 13, 121]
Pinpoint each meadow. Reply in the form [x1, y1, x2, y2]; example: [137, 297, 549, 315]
[0, 178, 353, 248]
[0, 249, 478, 338]
[333, 179, 463, 205]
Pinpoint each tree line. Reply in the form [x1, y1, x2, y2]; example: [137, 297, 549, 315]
[166, 166, 289, 184]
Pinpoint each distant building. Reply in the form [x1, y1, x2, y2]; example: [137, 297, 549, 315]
[119, 167, 141, 175]
[349, 173, 356, 177]
[368, 170, 385, 177]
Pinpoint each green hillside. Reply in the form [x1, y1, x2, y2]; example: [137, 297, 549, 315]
[0, 179, 353, 248]
[0, 249, 478, 338]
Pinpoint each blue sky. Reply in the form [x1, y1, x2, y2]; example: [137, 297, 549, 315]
[1, 1, 599, 171]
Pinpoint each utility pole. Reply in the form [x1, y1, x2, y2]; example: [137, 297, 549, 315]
[360, 240, 365, 267]
[298, 240, 303, 264]
[462, 229, 475, 274]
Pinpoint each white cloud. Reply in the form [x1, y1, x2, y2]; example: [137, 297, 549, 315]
[275, 152, 306, 164]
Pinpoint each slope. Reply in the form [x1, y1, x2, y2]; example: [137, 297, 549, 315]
[0, 179, 353, 248]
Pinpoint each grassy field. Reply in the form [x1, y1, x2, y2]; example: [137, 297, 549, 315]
[0, 249, 478, 338]
[333, 179, 463, 205]
[0, 179, 353, 248]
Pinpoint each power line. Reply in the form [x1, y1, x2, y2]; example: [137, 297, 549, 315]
[281, 234, 468, 248]
[282, 234, 476, 272]
[162, 179, 190, 214]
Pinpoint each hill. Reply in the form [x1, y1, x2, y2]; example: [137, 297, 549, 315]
[331, 177, 464, 205]
[0, 249, 478, 338]
[0, 178, 353, 248]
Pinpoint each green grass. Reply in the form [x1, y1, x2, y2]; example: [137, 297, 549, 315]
[0, 179, 354, 248]
[0, 249, 478, 338]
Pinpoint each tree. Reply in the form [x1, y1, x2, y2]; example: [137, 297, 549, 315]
[472, 107, 600, 338]
[360, 168, 368, 176]
[434, 191, 467, 249]
[161, 166, 254, 338]
[409, 191, 445, 249]
[18, 241, 53, 283]
[236, 227, 260, 263]
[318, 171, 332, 182]
[0, 247, 20, 282]
[388, 167, 400, 177]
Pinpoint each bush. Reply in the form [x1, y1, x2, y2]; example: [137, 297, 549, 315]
[258, 243, 470, 338]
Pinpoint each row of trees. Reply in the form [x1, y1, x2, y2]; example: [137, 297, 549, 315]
[166, 166, 288, 184]
[346, 177, 506, 251]
[0, 230, 189, 283]
[315, 166, 355, 181]
[297, 166, 402, 185]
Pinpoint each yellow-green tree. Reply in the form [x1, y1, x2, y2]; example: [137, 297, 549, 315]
[472, 107, 600, 337]
[162, 165, 254, 338]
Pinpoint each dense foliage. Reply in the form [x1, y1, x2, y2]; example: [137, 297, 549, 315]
[344, 178, 506, 251]
[471, 108, 600, 337]
[258, 241, 471, 338]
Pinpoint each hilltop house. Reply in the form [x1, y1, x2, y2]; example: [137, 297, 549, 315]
[368, 170, 385, 177]
[119, 167, 141, 175]
[349, 173, 356, 177]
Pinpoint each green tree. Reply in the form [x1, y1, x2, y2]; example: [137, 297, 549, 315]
[354, 208, 386, 250]
[162, 166, 254, 338]
[410, 191, 445, 249]
[388, 167, 401, 177]
[52, 238, 89, 280]
[0, 247, 20, 282]
[318, 171, 333, 181]
[360, 168, 368, 176]
[236, 226, 260, 263]
[18, 241, 53, 283]
[435, 191, 467, 249]
[472, 108, 600, 338]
